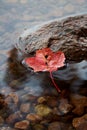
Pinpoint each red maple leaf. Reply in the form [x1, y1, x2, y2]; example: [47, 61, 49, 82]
[24, 48, 65, 92]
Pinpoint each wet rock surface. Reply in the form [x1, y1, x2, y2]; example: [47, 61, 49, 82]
[17, 15, 87, 61]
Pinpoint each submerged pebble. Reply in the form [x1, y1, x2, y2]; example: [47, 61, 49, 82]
[35, 104, 52, 117]
[0, 116, 4, 125]
[58, 98, 73, 115]
[48, 122, 66, 130]
[72, 114, 87, 129]
[26, 113, 42, 122]
[6, 111, 22, 124]
[32, 124, 46, 130]
[70, 94, 87, 115]
[20, 103, 30, 113]
[14, 120, 29, 129]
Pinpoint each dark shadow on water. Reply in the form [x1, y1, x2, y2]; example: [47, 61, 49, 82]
[53, 60, 87, 95]
[4, 47, 55, 96]
[4, 48, 28, 89]
[4, 47, 87, 97]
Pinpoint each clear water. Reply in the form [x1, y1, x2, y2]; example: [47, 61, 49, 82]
[0, 0, 87, 129]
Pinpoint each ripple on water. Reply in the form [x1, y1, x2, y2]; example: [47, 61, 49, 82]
[53, 60, 87, 92]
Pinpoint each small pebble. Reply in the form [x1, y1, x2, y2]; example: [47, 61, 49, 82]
[0, 116, 4, 125]
[37, 97, 46, 104]
[20, 103, 30, 113]
[72, 114, 87, 128]
[14, 120, 29, 129]
[58, 98, 73, 115]
[70, 94, 87, 115]
[6, 111, 22, 124]
[26, 113, 42, 122]
[35, 104, 52, 117]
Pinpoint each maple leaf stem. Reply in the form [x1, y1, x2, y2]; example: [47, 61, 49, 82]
[50, 71, 61, 93]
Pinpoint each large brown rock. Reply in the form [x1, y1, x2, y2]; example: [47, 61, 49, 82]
[16, 14, 87, 61]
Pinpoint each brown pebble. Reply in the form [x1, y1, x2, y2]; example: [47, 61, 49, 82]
[70, 94, 87, 115]
[76, 121, 87, 130]
[48, 122, 60, 130]
[58, 98, 73, 114]
[0, 116, 4, 125]
[72, 114, 87, 128]
[9, 93, 19, 104]
[32, 124, 45, 130]
[20, 103, 30, 113]
[5, 92, 19, 105]
[6, 111, 22, 124]
[48, 122, 66, 130]
[26, 113, 42, 122]
[46, 96, 58, 108]
[14, 120, 29, 129]
[35, 104, 52, 117]
[37, 97, 46, 104]
[52, 107, 62, 116]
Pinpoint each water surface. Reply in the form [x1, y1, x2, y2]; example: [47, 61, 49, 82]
[0, 0, 87, 129]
